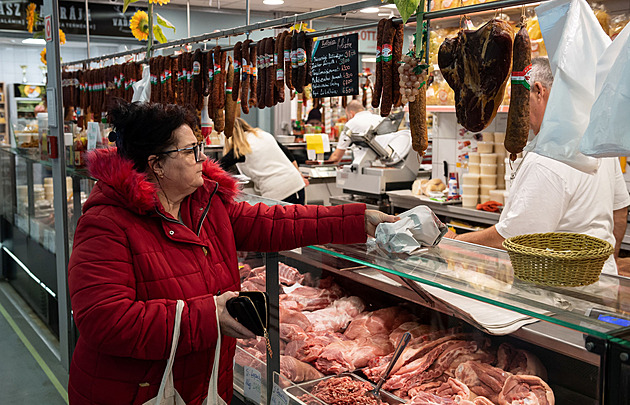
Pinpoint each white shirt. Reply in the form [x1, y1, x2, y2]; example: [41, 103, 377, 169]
[236, 129, 305, 201]
[337, 111, 384, 150]
[496, 152, 630, 274]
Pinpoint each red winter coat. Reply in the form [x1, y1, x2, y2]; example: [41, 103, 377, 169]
[67, 148, 367, 405]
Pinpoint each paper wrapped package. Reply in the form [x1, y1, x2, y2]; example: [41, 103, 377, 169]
[375, 206, 447, 254]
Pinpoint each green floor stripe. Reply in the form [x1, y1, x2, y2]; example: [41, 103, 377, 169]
[0, 300, 69, 404]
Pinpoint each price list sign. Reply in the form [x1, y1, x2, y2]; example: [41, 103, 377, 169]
[311, 33, 359, 98]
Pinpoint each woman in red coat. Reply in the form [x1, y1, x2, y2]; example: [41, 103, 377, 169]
[67, 100, 395, 405]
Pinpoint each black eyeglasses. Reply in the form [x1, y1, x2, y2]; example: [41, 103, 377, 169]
[157, 142, 205, 162]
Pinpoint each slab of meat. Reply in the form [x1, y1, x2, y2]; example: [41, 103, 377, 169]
[406, 392, 461, 404]
[389, 321, 436, 347]
[304, 296, 365, 333]
[280, 283, 344, 311]
[302, 376, 380, 405]
[443, 349, 496, 378]
[280, 323, 309, 342]
[284, 332, 346, 363]
[473, 397, 495, 405]
[364, 332, 470, 382]
[434, 377, 471, 401]
[438, 19, 514, 132]
[241, 275, 266, 291]
[391, 340, 479, 398]
[280, 306, 311, 331]
[383, 340, 476, 391]
[344, 306, 413, 340]
[280, 355, 324, 383]
[455, 361, 511, 403]
[315, 334, 393, 374]
[498, 374, 554, 405]
[496, 343, 547, 380]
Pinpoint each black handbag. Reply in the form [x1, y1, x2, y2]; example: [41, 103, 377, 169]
[226, 291, 269, 337]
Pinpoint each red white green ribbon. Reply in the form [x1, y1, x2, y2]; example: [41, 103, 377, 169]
[511, 64, 532, 90]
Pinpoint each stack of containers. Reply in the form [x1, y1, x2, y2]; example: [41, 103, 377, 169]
[494, 132, 507, 189]
[478, 133, 497, 203]
[461, 172, 480, 208]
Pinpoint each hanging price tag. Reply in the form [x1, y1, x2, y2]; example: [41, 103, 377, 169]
[244, 366, 262, 404]
[270, 383, 289, 405]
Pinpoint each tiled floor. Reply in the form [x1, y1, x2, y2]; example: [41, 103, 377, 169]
[0, 281, 68, 405]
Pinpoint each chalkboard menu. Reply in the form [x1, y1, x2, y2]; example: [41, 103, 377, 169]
[311, 33, 359, 98]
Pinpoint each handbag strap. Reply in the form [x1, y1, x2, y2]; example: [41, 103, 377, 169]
[154, 300, 185, 404]
[204, 297, 226, 405]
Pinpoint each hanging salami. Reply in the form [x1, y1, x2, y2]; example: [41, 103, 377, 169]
[248, 39, 258, 111]
[232, 41, 242, 102]
[224, 56, 238, 138]
[372, 19, 386, 109]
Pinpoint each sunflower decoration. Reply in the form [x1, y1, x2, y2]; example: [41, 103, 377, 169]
[130, 10, 149, 41]
[59, 29, 66, 45]
[26, 3, 39, 33]
[149, 0, 170, 5]
[40, 48, 46, 65]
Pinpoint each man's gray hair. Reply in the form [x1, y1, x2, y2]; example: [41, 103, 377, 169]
[528, 56, 554, 90]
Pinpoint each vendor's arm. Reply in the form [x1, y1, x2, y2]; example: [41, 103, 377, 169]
[68, 214, 242, 361]
[613, 206, 628, 259]
[451, 225, 506, 250]
[327, 147, 346, 164]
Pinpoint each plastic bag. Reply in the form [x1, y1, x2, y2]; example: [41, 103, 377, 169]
[580, 23, 630, 157]
[529, 0, 611, 173]
[374, 206, 447, 254]
[132, 64, 151, 103]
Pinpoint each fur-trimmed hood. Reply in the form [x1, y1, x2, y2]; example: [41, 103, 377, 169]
[84, 148, 239, 215]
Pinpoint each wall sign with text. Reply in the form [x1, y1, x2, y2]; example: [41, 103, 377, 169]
[311, 33, 359, 98]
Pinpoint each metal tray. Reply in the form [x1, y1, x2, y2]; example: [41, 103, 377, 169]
[285, 372, 405, 405]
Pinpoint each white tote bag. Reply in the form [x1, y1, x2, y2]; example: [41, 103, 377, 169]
[143, 300, 186, 405]
[144, 299, 226, 405]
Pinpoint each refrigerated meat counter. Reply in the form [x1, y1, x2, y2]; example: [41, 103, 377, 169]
[232, 194, 630, 405]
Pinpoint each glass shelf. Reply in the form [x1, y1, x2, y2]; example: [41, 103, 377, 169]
[304, 240, 630, 347]
[3, 146, 94, 180]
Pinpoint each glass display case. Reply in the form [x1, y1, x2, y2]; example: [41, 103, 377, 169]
[0, 146, 94, 337]
[233, 194, 630, 405]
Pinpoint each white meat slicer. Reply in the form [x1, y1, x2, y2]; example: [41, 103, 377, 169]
[336, 115, 421, 196]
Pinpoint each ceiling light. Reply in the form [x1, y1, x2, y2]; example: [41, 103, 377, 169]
[360, 7, 380, 13]
[22, 38, 46, 45]
[262, 0, 284, 4]
[382, 4, 398, 8]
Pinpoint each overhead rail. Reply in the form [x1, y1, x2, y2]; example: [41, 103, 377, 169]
[62, 0, 545, 67]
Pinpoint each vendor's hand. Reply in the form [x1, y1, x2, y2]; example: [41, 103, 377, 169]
[443, 230, 458, 239]
[214, 292, 256, 339]
[302, 175, 310, 187]
[364, 209, 400, 237]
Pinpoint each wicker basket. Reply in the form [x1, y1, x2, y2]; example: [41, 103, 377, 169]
[502, 232, 613, 287]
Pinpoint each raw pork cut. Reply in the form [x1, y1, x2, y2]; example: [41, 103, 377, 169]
[438, 19, 514, 132]
[280, 283, 344, 311]
[498, 374, 555, 405]
[284, 332, 345, 363]
[314, 334, 393, 374]
[455, 361, 511, 403]
[406, 392, 461, 404]
[389, 321, 435, 346]
[344, 306, 413, 340]
[279, 306, 311, 331]
[280, 355, 324, 383]
[496, 343, 547, 380]
[304, 296, 365, 333]
[389, 340, 478, 397]
[364, 332, 470, 381]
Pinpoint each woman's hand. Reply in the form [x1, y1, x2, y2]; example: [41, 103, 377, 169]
[443, 229, 458, 239]
[214, 292, 256, 339]
[364, 209, 400, 237]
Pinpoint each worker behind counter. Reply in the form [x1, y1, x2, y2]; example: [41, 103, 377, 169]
[444, 57, 630, 276]
[325, 100, 384, 164]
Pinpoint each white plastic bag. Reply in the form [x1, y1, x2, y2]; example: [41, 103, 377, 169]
[132, 64, 151, 103]
[374, 206, 447, 254]
[530, 0, 611, 173]
[580, 23, 630, 157]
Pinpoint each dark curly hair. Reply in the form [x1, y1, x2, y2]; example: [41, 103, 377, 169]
[107, 99, 198, 172]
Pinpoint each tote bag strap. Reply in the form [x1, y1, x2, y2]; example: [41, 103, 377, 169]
[203, 297, 227, 405]
[153, 300, 185, 404]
